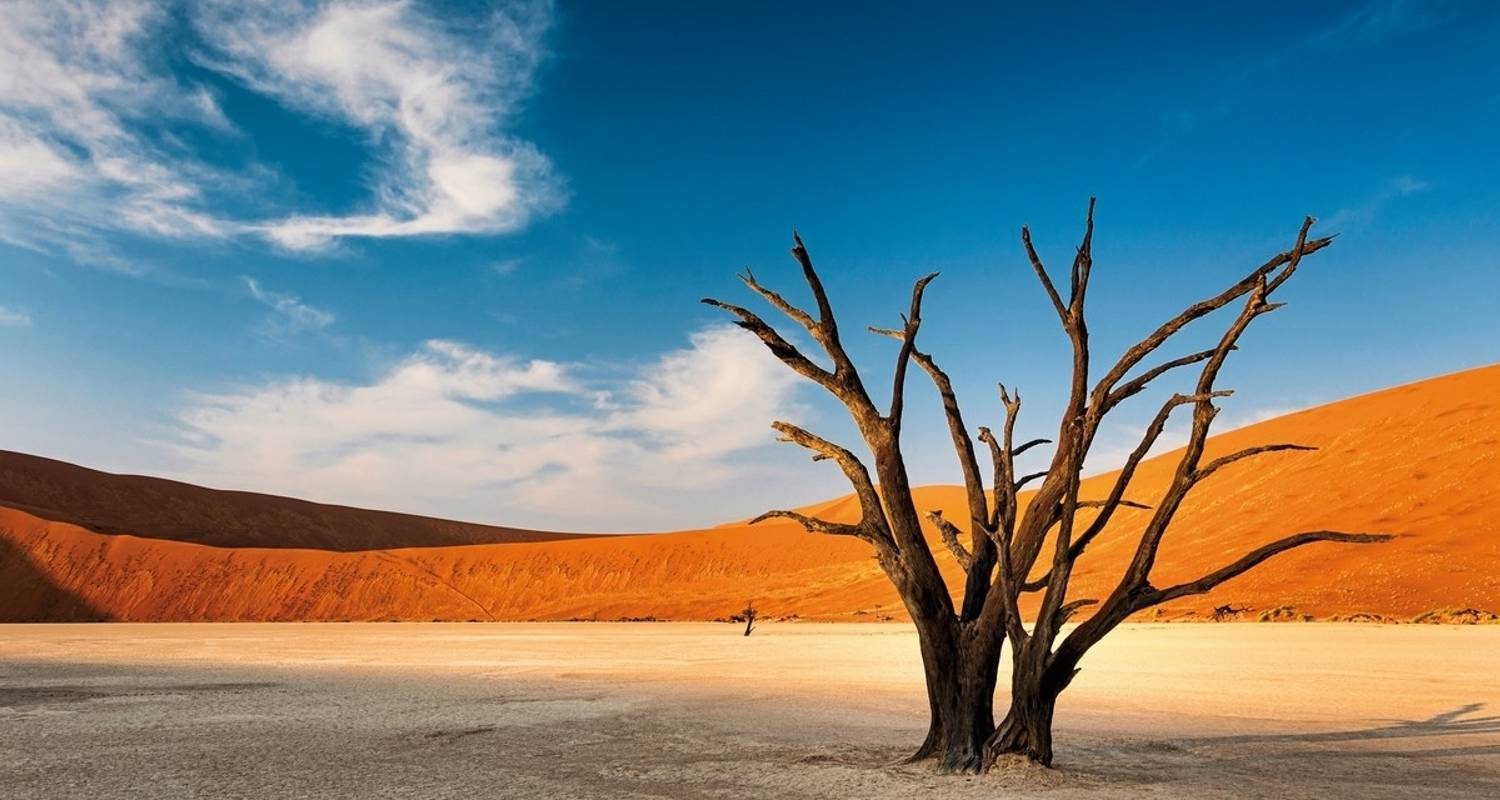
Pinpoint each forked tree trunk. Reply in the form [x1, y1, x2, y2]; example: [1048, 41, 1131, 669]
[986, 673, 1061, 766]
[908, 619, 1004, 773]
[986, 644, 1077, 766]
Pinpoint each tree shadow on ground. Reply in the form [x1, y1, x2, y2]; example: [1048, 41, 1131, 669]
[1035, 704, 1500, 799]
[1181, 703, 1500, 758]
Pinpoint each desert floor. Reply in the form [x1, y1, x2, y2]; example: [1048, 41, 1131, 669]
[2, 623, 1497, 799]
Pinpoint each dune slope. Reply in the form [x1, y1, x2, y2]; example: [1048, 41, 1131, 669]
[0, 450, 586, 550]
[2, 365, 1497, 622]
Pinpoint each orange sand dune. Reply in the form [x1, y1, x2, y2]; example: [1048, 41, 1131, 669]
[0, 450, 588, 550]
[2, 365, 1498, 623]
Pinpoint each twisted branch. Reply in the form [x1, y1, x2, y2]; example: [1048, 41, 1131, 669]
[1145, 531, 1394, 606]
[928, 510, 974, 572]
[1194, 443, 1317, 484]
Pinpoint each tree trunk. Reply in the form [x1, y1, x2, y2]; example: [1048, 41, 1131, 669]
[985, 664, 1061, 766]
[907, 619, 1003, 773]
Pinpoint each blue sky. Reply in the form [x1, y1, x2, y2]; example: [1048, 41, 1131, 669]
[1, 0, 1497, 531]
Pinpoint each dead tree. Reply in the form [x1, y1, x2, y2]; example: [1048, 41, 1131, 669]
[704, 201, 1389, 772]
[742, 601, 758, 636]
[1212, 604, 1248, 621]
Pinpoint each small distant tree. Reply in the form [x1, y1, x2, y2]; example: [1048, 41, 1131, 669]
[704, 201, 1389, 771]
[742, 601, 758, 636]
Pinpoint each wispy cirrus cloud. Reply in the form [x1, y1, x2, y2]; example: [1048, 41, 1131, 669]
[0, 1, 238, 261]
[1134, 0, 1463, 170]
[488, 258, 523, 277]
[1324, 175, 1430, 232]
[1309, 0, 1458, 49]
[166, 325, 807, 530]
[192, 0, 561, 251]
[244, 276, 335, 337]
[0, 306, 33, 327]
[0, 0, 560, 263]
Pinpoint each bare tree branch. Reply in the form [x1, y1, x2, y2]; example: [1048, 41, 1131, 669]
[868, 322, 981, 501]
[1144, 531, 1393, 607]
[1010, 203, 1097, 597]
[1068, 198, 1097, 313]
[1112, 228, 1320, 582]
[1022, 225, 1068, 321]
[1052, 218, 1342, 700]
[1117, 222, 1314, 588]
[738, 267, 818, 334]
[1069, 390, 1226, 559]
[749, 510, 867, 538]
[871, 323, 997, 618]
[715, 233, 882, 419]
[928, 510, 974, 572]
[1077, 499, 1151, 510]
[1056, 598, 1097, 625]
[786, 233, 878, 411]
[997, 384, 1024, 529]
[1193, 443, 1317, 484]
[1033, 419, 1085, 644]
[1089, 221, 1332, 405]
[769, 421, 888, 539]
[1008, 497, 1155, 593]
[1266, 221, 1323, 293]
[977, 384, 1033, 645]
[977, 427, 1005, 529]
[1015, 471, 1047, 491]
[1105, 347, 1228, 411]
[888, 272, 941, 425]
[1011, 438, 1051, 457]
[790, 232, 837, 332]
[700, 298, 835, 389]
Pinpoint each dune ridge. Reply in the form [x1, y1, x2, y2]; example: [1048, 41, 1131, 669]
[0, 450, 588, 551]
[2, 364, 1498, 623]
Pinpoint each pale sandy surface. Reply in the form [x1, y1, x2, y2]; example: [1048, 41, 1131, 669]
[2, 623, 1498, 799]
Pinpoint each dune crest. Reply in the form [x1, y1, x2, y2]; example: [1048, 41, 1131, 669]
[0, 450, 587, 551]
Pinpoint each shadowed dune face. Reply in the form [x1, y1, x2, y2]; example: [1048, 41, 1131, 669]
[1, 364, 1498, 622]
[0, 536, 110, 622]
[0, 451, 590, 550]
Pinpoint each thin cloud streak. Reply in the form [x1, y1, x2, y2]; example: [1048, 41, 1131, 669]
[1324, 176, 1430, 232]
[193, 0, 561, 251]
[244, 276, 336, 337]
[0, 306, 33, 327]
[1134, 0, 1458, 170]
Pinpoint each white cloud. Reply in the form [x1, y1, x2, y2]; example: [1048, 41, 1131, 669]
[0, 1, 237, 255]
[0, 0, 559, 261]
[165, 325, 807, 530]
[605, 327, 803, 464]
[244, 276, 335, 337]
[193, 0, 560, 250]
[0, 306, 33, 327]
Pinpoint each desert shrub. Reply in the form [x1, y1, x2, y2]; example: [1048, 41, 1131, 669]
[1257, 605, 1312, 622]
[1328, 612, 1395, 623]
[1411, 608, 1500, 625]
